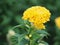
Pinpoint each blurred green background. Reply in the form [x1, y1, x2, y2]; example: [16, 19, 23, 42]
[0, 0, 60, 45]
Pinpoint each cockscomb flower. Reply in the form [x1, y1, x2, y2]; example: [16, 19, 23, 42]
[55, 17, 60, 29]
[22, 6, 51, 29]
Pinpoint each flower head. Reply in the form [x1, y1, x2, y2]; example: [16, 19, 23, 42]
[55, 17, 60, 29]
[8, 30, 16, 36]
[39, 43, 45, 45]
[22, 6, 51, 29]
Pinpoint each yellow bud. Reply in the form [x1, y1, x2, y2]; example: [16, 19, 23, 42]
[29, 34, 32, 38]
[25, 35, 29, 40]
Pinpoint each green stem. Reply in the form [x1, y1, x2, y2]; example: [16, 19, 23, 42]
[29, 29, 36, 45]
[18, 36, 20, 45]
[11, 25, 21, 30]
[30, 40, 34, 45]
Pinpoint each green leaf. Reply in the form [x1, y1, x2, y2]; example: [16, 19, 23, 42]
[1, 16, 11, 25]
[36, 30, 49, 36]
[9, 34, 26, 45]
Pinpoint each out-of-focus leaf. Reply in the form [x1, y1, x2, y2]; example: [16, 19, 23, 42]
[6, 0, 16, 5]
[1, 16, 11, 25]
[9, 34, 26, 45]
[15, 15, 24, 24]
[39, 41, 49, 45]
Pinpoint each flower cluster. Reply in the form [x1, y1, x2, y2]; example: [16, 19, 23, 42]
[55, 17, 60, 29]
[22, 6, 51, 29]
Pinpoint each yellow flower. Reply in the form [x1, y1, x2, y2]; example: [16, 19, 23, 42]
[55, 17, 60, 29]
[33, 23, 45, 29]
[22, 6, 51, 29]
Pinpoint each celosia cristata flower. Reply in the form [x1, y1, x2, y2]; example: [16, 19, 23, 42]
[22, 6, 51, 29]
[55, 17, 60, 29]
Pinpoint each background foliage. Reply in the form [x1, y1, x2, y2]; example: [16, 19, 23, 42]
[0, 0, 60, 45]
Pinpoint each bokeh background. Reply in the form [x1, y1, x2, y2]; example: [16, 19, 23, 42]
[0, 0, 60, 45]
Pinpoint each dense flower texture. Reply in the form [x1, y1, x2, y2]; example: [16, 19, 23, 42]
[55, 17, 60, 29]
[22, 6, 51, 29]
